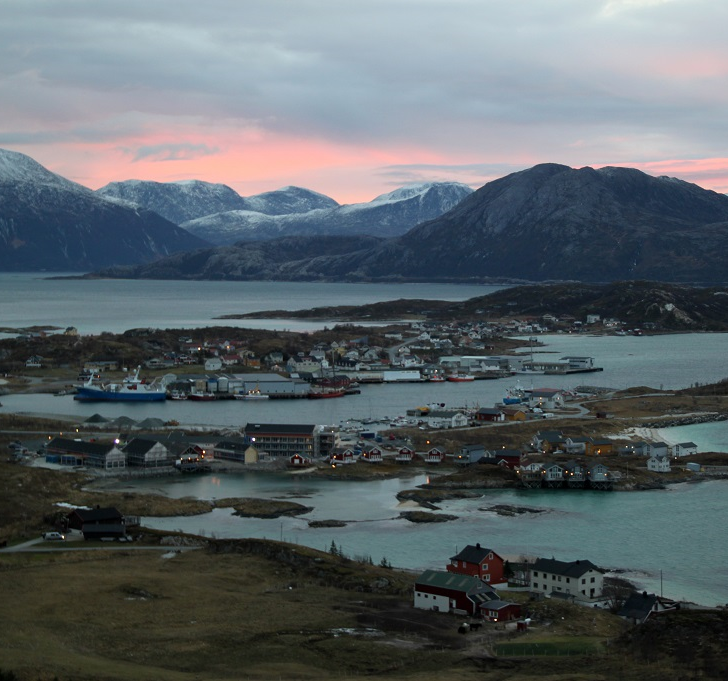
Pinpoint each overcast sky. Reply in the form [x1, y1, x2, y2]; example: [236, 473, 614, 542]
[2, 0, 727, 203]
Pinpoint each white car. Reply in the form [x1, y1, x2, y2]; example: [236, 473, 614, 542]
[42, 532, 66, 541]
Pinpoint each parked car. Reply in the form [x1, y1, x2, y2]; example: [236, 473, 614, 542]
[42, 532, 66, 541]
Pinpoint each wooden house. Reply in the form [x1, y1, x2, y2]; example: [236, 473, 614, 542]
[289, 453, 312, 467]
[447, 543, 506, 584]
[424, 446, 446, 464]
[479, 599, 522, 622]
[360, 445, 383, 463]
[475, 407, 505, 422]
[395, 446, 415, 464]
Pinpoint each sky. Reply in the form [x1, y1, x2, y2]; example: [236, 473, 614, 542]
[2, 0, 728, 204]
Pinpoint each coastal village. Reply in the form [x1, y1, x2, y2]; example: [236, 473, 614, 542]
[2, 307, 728, 680]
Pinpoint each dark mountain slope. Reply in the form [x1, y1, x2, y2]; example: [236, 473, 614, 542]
[310, 164, 728, 283]
[91, 235, 383, 281]
[0, 149, 208, 271]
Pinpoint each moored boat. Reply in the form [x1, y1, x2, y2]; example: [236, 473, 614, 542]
[308, 388, 346, 399]
[187, 391, 216, 401]
[235, 385, 269, 400]
[74, 366, 169, 402]
[446, 373, 475, 382]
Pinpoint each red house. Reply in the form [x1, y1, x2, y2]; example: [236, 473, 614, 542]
[447, 543, 506, 584]
[360, 445, 382, 463]
[396, 446, 415, 463]
[479, 599, 522, 622]
[289, 454, 312, 467]
[425, 446, 446, 464]
[330, 448, 356, 465]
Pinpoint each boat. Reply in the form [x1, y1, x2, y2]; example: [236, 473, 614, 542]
[235, 385, 269, 400]
[168, 390, 188, 400]
[187, 391, 216, 401]
[308, 388, 346, 399]
[74, 367, 169, 402]
[428, 374, 446, 382]
[446, 373, 475, 382]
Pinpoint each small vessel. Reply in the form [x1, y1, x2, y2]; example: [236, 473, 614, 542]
[168, 390, 188, 400]
[429, 374, 446, 382]
[308, 388, 346, 399]
[187, 391, 216, 401]
[74, 367, 169, 402]
[235, 385, 269, 400]
[446, 373, 475, 382]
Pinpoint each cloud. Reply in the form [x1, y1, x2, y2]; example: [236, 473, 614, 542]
[1, 0, 727, 201]
[128, 143, 220, 163]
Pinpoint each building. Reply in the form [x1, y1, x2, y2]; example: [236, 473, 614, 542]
[67, 507, 130, 540]
[45, 437, 126, 470]
[618, 591, 679, 624]
[479, 599, 522, 623]
[455, 444, 485, 465]
[243, 423, 319, 459]
[530, 558, 604, 600]
[414, 570, 498, 615]
[123, 438, 173, 468]
[671, 441, 698, 457]
[647, 454, 671, 472]
[447, 544, 506, 584]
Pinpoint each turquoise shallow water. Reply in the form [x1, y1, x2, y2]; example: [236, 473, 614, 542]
[114, 472, 728, 608]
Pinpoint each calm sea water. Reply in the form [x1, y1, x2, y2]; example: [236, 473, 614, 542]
[3, 273, 728, 606]
[0, 272, 504, 334]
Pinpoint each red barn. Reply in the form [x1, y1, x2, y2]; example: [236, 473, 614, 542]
[414, 570, 499, 615]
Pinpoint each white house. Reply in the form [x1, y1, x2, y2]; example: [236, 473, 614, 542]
[204, 357, 223, 371]
[647, 454, 671, 473]
[530, 557, 604, 600]
[671, 441, 698, 457]
[529, 389, 565, 410]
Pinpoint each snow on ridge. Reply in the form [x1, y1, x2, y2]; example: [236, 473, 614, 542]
[0, 148, 85, 191]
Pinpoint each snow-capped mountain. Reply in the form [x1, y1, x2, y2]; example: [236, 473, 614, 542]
[0, 149, 208, 271]
[97, 180, 338, 225]
[181, 181, 474, 245]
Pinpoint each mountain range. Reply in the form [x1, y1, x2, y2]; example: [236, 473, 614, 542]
[98, 178, 473, 245]
[94, 163, 728, 284]
[0, 149, 208, 271]
[4, 147, 728, 283]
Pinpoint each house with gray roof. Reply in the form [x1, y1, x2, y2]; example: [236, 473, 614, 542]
[530, 558, 604, 600]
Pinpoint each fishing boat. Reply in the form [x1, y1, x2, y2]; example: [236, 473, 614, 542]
[446, 373, 475, 382]
[308, 387, 346, 399]
[187, 391, 216, 401]
[74, 367, 169, 402]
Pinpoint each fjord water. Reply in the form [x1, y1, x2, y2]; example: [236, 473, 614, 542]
[3, 273, 728, 605]
[119, 472, 727, 608]
[0, 272, 504, 334]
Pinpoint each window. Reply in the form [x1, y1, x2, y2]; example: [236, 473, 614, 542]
[558, 576, 562, 582]
[533, 583, 538, 589]
[533, 571, 538, 577]
[566, 578, 570, 583]
[485, 574, 490, 581]
[590, 577, 595, 583]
